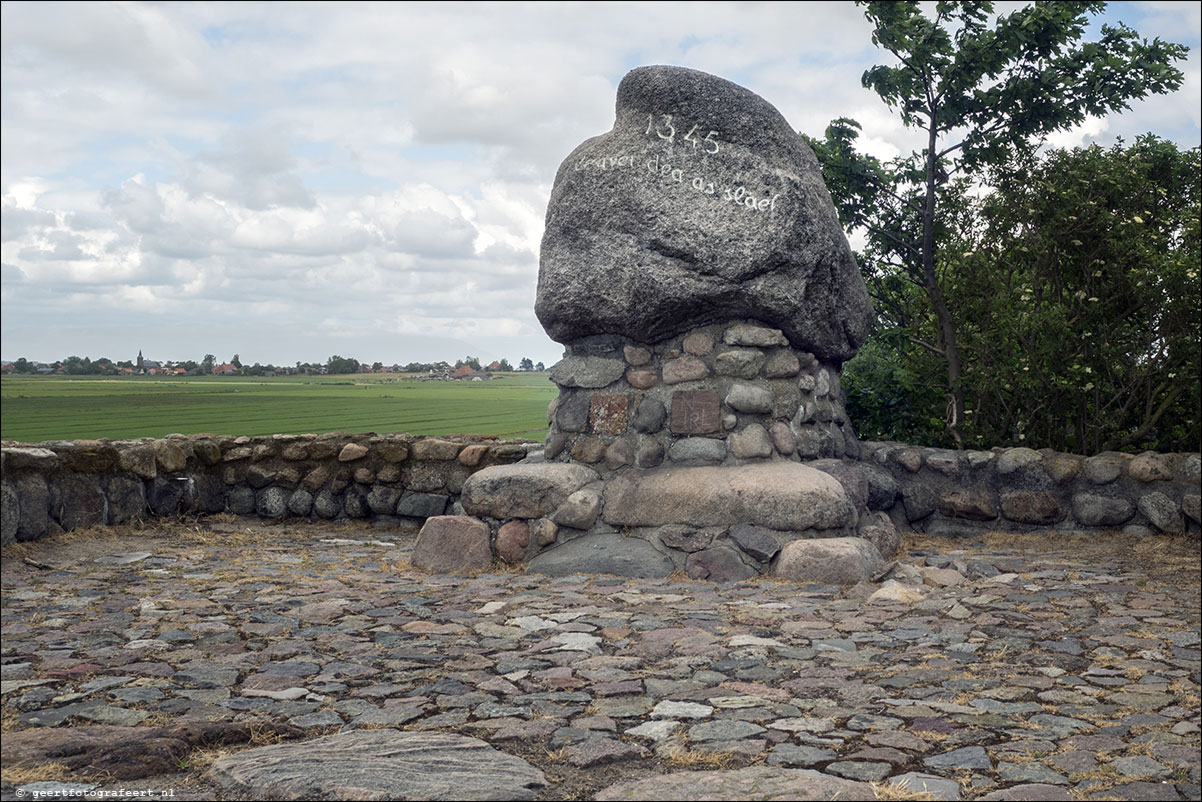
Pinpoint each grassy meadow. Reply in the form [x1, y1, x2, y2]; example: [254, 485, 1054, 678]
[0, 372, 556, 443]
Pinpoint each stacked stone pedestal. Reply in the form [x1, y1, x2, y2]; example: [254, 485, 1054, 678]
[543, 319, 859, 472]
[410, 320, 897, 583]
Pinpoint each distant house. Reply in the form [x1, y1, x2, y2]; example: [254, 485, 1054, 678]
[486, 360, 502, 371]
[212, 363, 239, 375]
[451, 366, 493, 381]
[0, 362, 13, 374]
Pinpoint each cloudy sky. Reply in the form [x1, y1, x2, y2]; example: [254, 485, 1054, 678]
[3, 1, 1198, 368]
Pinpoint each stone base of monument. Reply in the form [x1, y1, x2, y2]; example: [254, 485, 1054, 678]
[411, 320, 898, 582]
[542, 319, 859, 470]
[414, 458, 891, 582]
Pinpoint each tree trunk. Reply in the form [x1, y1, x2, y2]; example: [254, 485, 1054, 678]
[923, 122, 965, 448]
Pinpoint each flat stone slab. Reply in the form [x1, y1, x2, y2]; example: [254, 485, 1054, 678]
[207, 730, 546, 801]
[602, 462, 853, 530]
[594, 766, 875, 801]
[527, 532, 675, 578]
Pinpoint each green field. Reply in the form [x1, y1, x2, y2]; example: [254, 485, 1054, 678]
[0, 373, 556, 443]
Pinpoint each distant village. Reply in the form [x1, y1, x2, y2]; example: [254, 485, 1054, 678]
[1, 351, 546, 379]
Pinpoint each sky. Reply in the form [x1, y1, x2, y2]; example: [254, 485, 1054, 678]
[2, 1, 1199, 368]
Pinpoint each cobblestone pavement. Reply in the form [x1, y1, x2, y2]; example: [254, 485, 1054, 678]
[1, 520, 1199, 801]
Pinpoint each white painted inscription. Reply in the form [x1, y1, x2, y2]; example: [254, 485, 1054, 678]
[576, 154, 636, 171]
[570, 111, 786, 215]
[645, 154, 779, 213]
[646, 114, 720, 153]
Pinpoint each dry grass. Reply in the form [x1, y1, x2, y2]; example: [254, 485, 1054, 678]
[871, 779, 941, 801]
[0, 761, 79, 785]
[661, 748, 744, 769]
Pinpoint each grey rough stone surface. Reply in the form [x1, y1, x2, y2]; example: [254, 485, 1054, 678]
[365, 485, 401, 516]
[668, 437, 728, 463]
[728, 523, 781, 561]
[104, 476, 147, 525]
[397, 492, 449, 518]
[858, 511, 901, 560]
[556, 393, 591, 433]
[763, 349, 801, 378]
[312, 490, 341, 519]
[632, 398, 667, 433]
[603, 463, 853, 530]
[713, 349, 765, 379]
[1128, 452, 1174, 482]
[862, 463, 899, 510]
[890, 773, 962, 801]
[227, 486, 256, 516]
[1, 481, 18, 545]
[685, 545, 757, 581]
[1000, 491, 1064, 525]
[1138, 492, 1184, 534]
[729, 424, 773, 459]
[535, 65, 871, 362]
[1082, 452, 1129, 484]
[527, 533, 674, 578]
[725, 383, 775, 414]
[772, 537, 885, 585]
[662, 356, 710, 384]
[594, 766, 874, 802]
[52, 473, 107, 530]
[286, 489, 313, 517]
[997, 447, 1042, 475]
[924, 746, 991, 770]
[549, 356, 625, 389]
[769, 421, 795, 455]
[1071, 493, 1134, 526]
[207, 730, 546, 801]
[255, 486, 289, 518]
[462, 463, 598, 519]
[1184, 494, 1201, 524]
[636, 439, 665, 468]
[551, 486, 602, 530]
[411, 516, 492, 574]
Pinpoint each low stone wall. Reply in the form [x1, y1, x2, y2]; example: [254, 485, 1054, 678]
[1, 433, 534, 545]
[2, 434, 1198, 546]
[859, 442, 1201, 538]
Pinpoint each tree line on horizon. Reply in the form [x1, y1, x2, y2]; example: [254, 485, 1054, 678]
[3, 353, 547, 377]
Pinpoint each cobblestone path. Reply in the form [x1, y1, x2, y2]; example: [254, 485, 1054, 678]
[2, 520, 1198, 800]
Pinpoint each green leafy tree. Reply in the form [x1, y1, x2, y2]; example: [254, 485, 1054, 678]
[817, 0, 1187, 446]
[519, 357, 534, 372]
[497, 358, 514, 372]
[453, 356, 482, 371]
[201, 354, 216, 373]
[325, 355, 361, 375]
[955, 136, 1199, 452]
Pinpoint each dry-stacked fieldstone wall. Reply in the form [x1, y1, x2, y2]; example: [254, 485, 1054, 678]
[0, 433, 534, 545]
[3, 430, 1197, 550]
[859, 442, 1200, 539]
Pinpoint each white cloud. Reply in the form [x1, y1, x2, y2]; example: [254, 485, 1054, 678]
[1, 1, 1197, 366]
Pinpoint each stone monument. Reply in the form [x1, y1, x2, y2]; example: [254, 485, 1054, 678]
[416, 66, 896, 582]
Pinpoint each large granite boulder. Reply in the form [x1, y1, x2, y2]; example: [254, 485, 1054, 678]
[536, 65, 871, 364]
